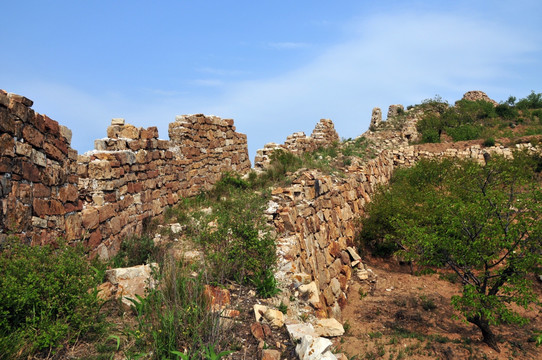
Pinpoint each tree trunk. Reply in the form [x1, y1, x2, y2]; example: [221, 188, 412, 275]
[468, 315, 500, 352]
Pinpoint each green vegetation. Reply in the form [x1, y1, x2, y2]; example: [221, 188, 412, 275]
[258, 137, 375, 184]
[164, 172, 278, 298]
[358, 154, 542, 351]
[126, 259, 227, 359]
[0, 239, 105, 358]
[415, 91, 542, 144]
[112, 234, 157, 268]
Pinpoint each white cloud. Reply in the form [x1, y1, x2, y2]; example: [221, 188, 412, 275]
[201, 11, 539, 159]
[7, 8, 539, 164]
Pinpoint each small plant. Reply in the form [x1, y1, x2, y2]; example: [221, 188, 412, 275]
[278, 302, 288, 315]
[368, 331, 383, 339]
[343, 320, 351, 335]
[482, 137, 495, 147]
[202, 344, 234, 360]
[112, 234, 157, 268]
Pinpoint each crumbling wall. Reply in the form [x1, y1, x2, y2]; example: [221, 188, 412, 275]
[78, 115, 250, 258]
[269, 136, 537, 320]
[0, 90, 81, 245]
[268, 152, 394, 319]
[254, 119, 339, 169]
[0, 90, 250, 256]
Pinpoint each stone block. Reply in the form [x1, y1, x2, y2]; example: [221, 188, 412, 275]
[82, 208, 100, 229]
[22, 124, 44, 148]
[111, 118, 125, 126]
[119, 125, 140, 139]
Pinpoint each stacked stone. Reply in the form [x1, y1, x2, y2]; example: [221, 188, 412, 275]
[284, 132, 316, 155]
[78, 119, 183, 258]
[76, 114, 251, 258]
[254, 143, 284, 170]
[310, 119, 340, 146]
[0, 90, 80, 245]
[169, 114, 251, 193]
[369, 107, 382, 129]
[268, 153, 394, 320]
[460, 90, 498, 106]
[386, 104, 404, 120]
[254, 119, 340, 169]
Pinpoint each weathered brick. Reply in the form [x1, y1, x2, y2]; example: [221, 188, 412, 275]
[22, 124, 44, 148]
[0, 133, 15, 157]
[81, 208, 100, 229]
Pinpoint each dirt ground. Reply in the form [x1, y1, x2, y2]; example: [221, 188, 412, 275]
[336, 257, 542, 360]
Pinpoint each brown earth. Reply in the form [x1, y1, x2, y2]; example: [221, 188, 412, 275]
[336, 256, 542, 360]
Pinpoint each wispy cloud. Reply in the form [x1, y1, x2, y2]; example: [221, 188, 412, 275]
[204, 11, 539, 158]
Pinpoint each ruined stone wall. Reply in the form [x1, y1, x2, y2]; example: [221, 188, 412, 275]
[0, 90, 81, 245]
[254, 119, 339, 169]
[78, 115, 250, 258]
[268, 139, 537, 320]
[0, 90, 250, 256]
[268, 152, 395, 319]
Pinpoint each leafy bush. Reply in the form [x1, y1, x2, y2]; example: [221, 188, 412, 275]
[446, 124, 482, 141]
[421, 129, 440, 143]
[112, 234, 157, 268]
[495, 103, 519, 120]
[201, 191, 277, 296]
[516, 90, 542, 110]
[0, 239, 105, 358]
[483, 137, 496, 147]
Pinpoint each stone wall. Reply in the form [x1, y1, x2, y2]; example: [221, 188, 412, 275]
[268, 136, 537, 320]
[78, 115, 250, 258]
[254, 119, 339, 169]
[0, 90, 81, 245]
[268, 152, 395, 319]
[0, 90, 250, 256]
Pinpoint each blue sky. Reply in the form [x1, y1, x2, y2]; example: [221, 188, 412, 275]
[2, 1, 541, 162]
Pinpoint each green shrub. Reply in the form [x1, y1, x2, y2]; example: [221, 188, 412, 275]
[421, 129, 440, 143]
[112, 234, 157, 268]
[210, 172, 249, 198]
[202, 192, 278, 297]
[495, 104, 519, 120]
[483, 137, 496, 147]
[446, 124, 482, 141]
[0, 239, 105, 358]
[516, 90, 542, 110]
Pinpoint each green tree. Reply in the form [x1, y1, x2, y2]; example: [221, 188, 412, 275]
[362, 155, 542, 351]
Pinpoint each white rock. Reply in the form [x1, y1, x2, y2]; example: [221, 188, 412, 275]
[299, 281, 320, 307]
[264, 308, 284, 328]
[170, 223, 183, 234]
[286, 323, 317, 341]
[346, 247, 361, 261]
[265, 200, 280, 214]
[111, 118, 125, 125]
[296, 335, 337, 360]
[253, 304, 284, 328]
[314, 318, 345, 337]
[253, 304, 267, 322]
[357, 269, 369, 280]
